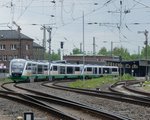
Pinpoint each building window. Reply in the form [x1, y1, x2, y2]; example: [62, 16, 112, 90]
[26, 45, 30, 50]
[8, 56, 13, 61]
[3, 55, 7, 61]
[0, 44, 6, 50]
[10, 44, 17, 50]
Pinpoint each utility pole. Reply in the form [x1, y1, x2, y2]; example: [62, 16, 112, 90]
[41, 25, 46, 59]
[82, 11, 85, 80]
[93, 37, 96, 55]
[111, 41, 113, 57]
[138, 46, 140, 60]
[138, 30, 149, 80]
[80, 43, 82, 53]
[13, 21, 22, 58]
[47, 27, 52, 81]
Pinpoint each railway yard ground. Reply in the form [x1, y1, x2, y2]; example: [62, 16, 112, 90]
[0, 77, 150, 120]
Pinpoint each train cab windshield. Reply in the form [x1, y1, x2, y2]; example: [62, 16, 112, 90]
[11, 61, 25, 72]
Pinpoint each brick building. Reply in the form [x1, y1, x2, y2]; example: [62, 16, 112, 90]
[0, 30, 44, 69]
[63, 55, 119, 65]
[33, 42, 45, 60]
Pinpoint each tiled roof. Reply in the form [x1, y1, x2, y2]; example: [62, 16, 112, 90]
[0, 30, 33, 40]
[33, 42, 44, 48]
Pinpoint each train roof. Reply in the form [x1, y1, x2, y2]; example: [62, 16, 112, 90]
[10, 59, 118, 68]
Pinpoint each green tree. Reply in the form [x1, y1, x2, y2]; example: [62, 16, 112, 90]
[72, 48, 81, 54]
[141, 45, 150, 59]
[98, 47, 108, 55]
[44, 50, 60, 61]
[113, 46, 130, 60]
[130, 54, 140, 60]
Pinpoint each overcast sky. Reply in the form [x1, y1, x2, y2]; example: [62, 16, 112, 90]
[0, 0, 150, 55]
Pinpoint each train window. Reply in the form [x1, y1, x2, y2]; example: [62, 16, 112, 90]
[103, 68, 110, 74]
[67, 67, 73, 74]
[99, 68, 101, 74]
[26, 63, 31, 70]
[75, 67, 80, 71]
[87, 67, 92, 71]
[112, 68, 117, 72]
[44, 65, 48, 71]
[53, 66, 57, 71]
[32, 64, 37, 74]
[37, 65, 43, 74]
[60, 66, 65, 74]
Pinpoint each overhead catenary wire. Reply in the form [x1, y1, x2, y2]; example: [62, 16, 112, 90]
[0, 0, 150, 55]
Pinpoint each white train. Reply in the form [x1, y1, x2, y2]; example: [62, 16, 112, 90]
[9, 59, 119, 82]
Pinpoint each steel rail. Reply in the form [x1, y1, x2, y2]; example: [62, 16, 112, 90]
[42, 81, 150, 107]
[2, 82, 131, 120]
[0, 90, 77, 120]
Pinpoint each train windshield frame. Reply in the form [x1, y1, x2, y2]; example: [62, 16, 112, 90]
[11, 61, 25, 72]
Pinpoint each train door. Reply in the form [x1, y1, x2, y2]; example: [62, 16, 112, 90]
[31, 64, 37, 74]
[26, 63, 32, 76]
[98, 67, 102, 75]
[93, 67, 97, 74]
[66, 66, 74, 74]
[75, 66, 80, 75]
[86, 67, 92, 74]
[59, 65, 66, 74]
[37, 64, 43, 74]
[112, 67, 118, 76]
[43, 65, 48, 75]
[52, 65, 58, 75]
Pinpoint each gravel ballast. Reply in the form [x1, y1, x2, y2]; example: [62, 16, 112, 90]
[0, 81, 150, 120]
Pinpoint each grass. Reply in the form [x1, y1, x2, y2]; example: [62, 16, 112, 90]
[0, 77, 12, 83]
[69, 74, 135, 89]
[143, 81, 150, 91]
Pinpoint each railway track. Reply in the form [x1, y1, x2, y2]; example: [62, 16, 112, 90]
[109, 80, 150, 96]
[123, 81, 150, 96]
[1, 82, 130, 120]
[0, 84, 77, 120]
[42, 80, 150, 107]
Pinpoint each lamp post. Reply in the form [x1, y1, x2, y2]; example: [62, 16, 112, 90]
[138, 30, 149, 80]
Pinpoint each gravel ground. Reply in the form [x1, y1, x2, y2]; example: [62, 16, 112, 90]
[0, 97, 59, 120]
[19, 82, 150, 120]
[0, 81, 150, 120]
[0, 82, 60, 120]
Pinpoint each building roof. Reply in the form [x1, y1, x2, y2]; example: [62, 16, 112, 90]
[33, 42, 44, 48]
[0, 30, 33, 40]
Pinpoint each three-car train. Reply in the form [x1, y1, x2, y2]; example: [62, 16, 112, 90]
[9, 59, 119, 82]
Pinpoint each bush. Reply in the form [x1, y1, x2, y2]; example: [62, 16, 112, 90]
[121, 74, 135, 80]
